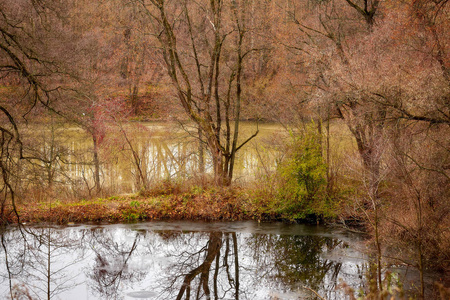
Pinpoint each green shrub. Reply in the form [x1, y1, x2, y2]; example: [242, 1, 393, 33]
[276, 123, 329, 219]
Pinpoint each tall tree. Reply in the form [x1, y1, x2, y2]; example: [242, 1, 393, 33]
[135, 0, 260, 186]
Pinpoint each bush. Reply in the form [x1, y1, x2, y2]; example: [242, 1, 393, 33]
[275, 123, 331, 219]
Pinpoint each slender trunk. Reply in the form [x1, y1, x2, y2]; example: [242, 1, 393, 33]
[229, 0, 245, 186]
[418, 244, 424, 299]
[232, 233, 240, 299]
[374, 203, 382, 291]
[92, 135, 101, 195]
[326, 106, 331, 194]
[417, 194, 425, 299]
[198, 127, 205, 174]
[1, 233, 14, 299]
[213, 248, 220, 300]
[117, 122, 148, 190]
[47, 115, 56, 188]
[47, 228, 51, 300]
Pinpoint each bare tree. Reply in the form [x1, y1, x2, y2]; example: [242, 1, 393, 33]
[0, 0, 66, 222]
[135, 0, 261, 186]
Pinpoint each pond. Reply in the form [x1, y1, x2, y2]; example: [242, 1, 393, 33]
[18, 121, 288, 197]
[0, 221, 429, 300]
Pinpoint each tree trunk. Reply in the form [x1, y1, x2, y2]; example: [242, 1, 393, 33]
[326, 106, 332, 194]
[92, 135, 101, 195]
[198, 127, 205, 174]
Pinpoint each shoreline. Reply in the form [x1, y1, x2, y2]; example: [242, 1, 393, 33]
[4, 190, 273, 225]
[4, 189, 333, 226]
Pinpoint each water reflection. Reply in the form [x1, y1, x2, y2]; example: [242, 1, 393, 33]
[0, 226, 85, 299]
[87, 229, 146, 299]
[247, 234, 366, 299]
[0, 222, 368, 299]
[19, 123, 279, 195]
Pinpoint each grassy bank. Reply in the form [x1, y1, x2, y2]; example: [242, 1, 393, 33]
[6, 188, 287, 224]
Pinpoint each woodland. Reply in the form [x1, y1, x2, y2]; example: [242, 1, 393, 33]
[0, 0, 449, 298]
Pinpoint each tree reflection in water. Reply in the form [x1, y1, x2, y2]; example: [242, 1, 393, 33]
[0, 223, 368, 299]
[158, 231, 364, 300]
[0, 226, 85, 299]
[87, 228, 147, 300]
[161, 232, 243, 300]
[247, 234, 366, 299]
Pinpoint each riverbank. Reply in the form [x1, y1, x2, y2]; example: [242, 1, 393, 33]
[7, 188, 283, 224]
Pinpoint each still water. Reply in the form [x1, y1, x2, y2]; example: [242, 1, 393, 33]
[20, 122, 284, 196]
[0, 221, 372, 300]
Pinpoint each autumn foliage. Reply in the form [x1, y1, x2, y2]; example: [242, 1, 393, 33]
[0, 0, 449, 295]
